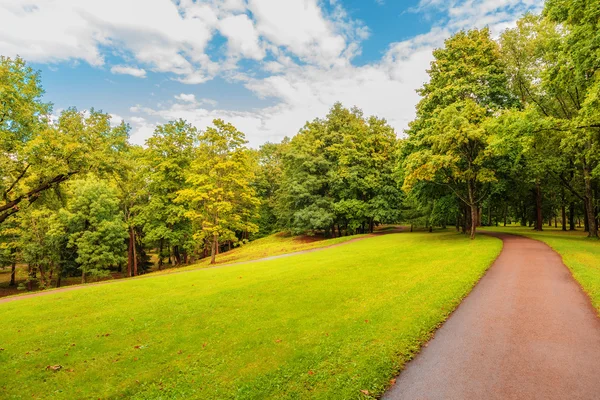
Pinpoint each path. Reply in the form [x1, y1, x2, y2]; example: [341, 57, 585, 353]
[0, 227, 403, 305]
[384, 232, 600, 400]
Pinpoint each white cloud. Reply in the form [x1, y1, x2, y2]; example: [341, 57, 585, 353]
[3, 0, 541, 147]
[218, 14, 265, 60]
[110, 65, 147, 78]
[175, 93, 196, 103]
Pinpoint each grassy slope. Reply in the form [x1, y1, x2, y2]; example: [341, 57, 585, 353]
[0, 233, 362, 299]
[0, 231, 501, 399]
[155, 232, 367, 275]
[485, 225, 600, 312]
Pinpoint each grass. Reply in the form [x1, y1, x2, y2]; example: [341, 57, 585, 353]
[484, 224, 600, 313]
[0, 232, 363, 299]
[156, 232, 367, 275]
[0, 231, 501, 399]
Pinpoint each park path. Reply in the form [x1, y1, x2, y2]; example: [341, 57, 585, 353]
[384, 232, 600, 400]
[0, 227, 403, 305]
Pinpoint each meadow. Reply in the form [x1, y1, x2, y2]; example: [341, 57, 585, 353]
[0, 231, 501, 399]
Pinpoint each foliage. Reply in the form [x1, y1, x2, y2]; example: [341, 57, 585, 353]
[178, 119, 260, 264]
[62, 178, 128, 282]
[278, 103, 401, 236]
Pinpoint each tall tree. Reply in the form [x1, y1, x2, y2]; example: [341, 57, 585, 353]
[141, 120, 195, 267]
[178, 119, 259, 264]
[402, 28, 516, 239]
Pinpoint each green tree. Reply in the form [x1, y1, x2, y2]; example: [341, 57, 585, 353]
[63, 178, 127, 283]
[140, 120, 195, 267]
[402, 28, 516, 239]
[0, 56, 129, 225]
[178, 119, 260, 264]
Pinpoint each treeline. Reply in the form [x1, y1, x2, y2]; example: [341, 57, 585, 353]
[0, 58, 402, 289]
[401, 1, 600, 239]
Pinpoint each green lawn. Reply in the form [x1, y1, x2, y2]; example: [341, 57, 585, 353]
[0, 231, 501, 399]
[149, 232, 368, 277]
[485, 225, 600, 313]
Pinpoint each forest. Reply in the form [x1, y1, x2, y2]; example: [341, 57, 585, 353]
[1, 0, 599, 290]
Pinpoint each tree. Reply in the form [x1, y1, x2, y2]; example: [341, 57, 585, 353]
[0, 56, 129, 225]
[140, 120, 196, 267]
[62, 178, 128, 283]
[278, 103, 401, 236]
[178, 119, 259, 264]
[402, 28, 516, 239]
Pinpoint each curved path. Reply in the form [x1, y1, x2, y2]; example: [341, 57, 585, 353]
[0, 227, 403, 305]
[384, 232, 600, 400]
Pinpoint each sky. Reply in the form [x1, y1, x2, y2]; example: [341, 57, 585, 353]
[1, 0, 543, 147]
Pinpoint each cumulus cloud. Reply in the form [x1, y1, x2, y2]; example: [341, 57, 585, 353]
[174, 93, 196, 103]
[110, 65, 147, 78]
[2, 0, 541, 147]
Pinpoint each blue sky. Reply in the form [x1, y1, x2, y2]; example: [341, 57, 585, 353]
[2, 0, 542, 146]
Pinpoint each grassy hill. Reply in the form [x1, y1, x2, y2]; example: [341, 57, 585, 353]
[0, 231, 501, 399]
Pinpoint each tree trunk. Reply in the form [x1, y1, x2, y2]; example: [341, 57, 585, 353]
[81, 269, 86, 284]
[56, 271, 62, 288]
[503, 205, 508, 227]
[583, 203, 590, 232]
[468, 182, 477, 240]
[561, 205, 567, 231]
[569, 202, 576, 230]
[535, 180, 543, 231]
[127, 227, 134, 277]
[583, 163, 598, 238]
[210, 234, 218, 264]
[158, 239, 164, 270]
[173, 245, 182, 265]
[9, 262, 16, 286]
[132, 228, 138, 276]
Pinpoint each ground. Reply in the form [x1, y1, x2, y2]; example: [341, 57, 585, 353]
[0, 231, 500, 399]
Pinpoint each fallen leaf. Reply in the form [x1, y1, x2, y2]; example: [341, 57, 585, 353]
[308, 370, 314, 376]
[389, 378, 396, 385]
[275, 339, 282, 343]
[364, 320, 369, 323]
[360, 389, 370, 395]
[46, 365, 62, 372]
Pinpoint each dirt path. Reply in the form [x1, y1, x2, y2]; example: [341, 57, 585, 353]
[384, 232, 600, 400]
[0, 227, 403, 305]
